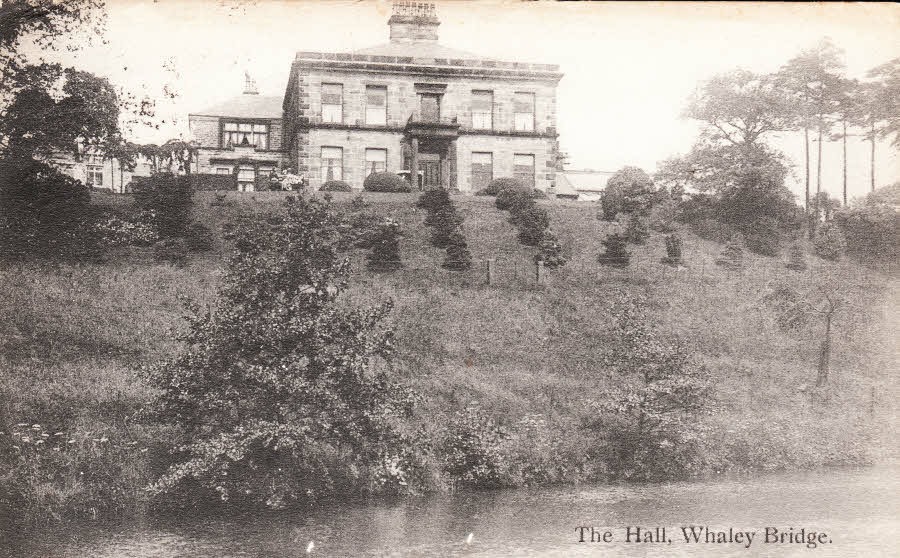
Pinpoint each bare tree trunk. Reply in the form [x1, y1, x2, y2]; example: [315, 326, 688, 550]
[842, 121, 847, 206]
[804, 127, 812, 239]
[816, 311, 832, 387]
[870, 123, 876, 192]
[816, 122, 823, 199]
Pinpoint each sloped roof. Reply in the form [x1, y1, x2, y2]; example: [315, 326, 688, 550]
[557, 170, 615, 193]
[191, 94, 283, 119]
[352, 41, 485, 62]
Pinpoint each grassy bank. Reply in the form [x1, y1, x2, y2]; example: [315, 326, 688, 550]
[2, 190, 897, 526]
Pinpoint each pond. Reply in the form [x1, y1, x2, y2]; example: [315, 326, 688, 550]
[8, 463, 898, 557]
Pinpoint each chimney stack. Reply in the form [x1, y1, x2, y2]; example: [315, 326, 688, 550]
[389, 1, 439, 43]
[243, 71, 258, 95]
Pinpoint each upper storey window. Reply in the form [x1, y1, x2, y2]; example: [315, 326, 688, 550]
[418, 92, 441, 122]
[471, 90, 493, 130]
[223, 122, 268, 150]
[366, 85, 387, 125]
[322, 83, 343, 123]
[513, 92, 535, 132]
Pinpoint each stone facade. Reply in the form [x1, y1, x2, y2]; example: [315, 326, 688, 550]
[282, 2, 562, 192]
[188, 2, 562, 193]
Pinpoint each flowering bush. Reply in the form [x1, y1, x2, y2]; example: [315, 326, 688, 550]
[93, 212, 159, 247]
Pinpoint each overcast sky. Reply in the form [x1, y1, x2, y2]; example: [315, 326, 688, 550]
[34, 1, 900, 202]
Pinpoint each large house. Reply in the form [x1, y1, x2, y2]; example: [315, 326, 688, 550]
[189, 2, 563, 193]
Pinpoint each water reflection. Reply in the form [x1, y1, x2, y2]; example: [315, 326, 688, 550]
[10, 463, 899, 557]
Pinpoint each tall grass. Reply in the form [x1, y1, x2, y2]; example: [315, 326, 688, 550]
[2, 191, 896, 526]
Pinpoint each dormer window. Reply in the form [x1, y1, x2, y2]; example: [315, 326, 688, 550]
[223, 122, 268, 150]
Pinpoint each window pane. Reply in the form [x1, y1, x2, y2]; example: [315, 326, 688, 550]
[365, 148, 387, 163]
[366, 107, 386, 125]
[472, 112, 492, 129]
[366, 86, 387, 125]
[238, 167, 255, 181]
[513, 154, 535, 187]
[322, 104, 342, 123]
[472, 90, 492, 110]
[471, 152, 492, 190]
[321, 147, 343, 182]
[513, 92, 535, 113]
[238, 123, 252, 132]
[252, 124, 267, 133]
[322, 83, 342, 104]
[514, 113, 534, 132]
[224, 122, 238, 131]
[216, 167, 231, 175]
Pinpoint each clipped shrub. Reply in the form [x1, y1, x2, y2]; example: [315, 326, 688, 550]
[662, 234, 683, 266]
[715, 240, 744, 270]
[132, 173, 193, 238]
[598, 233, 630, 267]
[785, 242, 808, 271]
[442, 227, 472, 271]
[416, 188, 451, 212]
[320, 180, 352, 192]
[366, 218, 403, 272]
[153, 237, 188, 266]
[601, 166, 657, 221]
[813, 222, 846, 261]
[495, 187, 535, 213]
[427, 206, 463, 248]
[535, 229, 567, 269]
[514, 206, 550, 246]
[624, 214, 650, 244]
[481, 177, 526, 196]
[363, 172, 412, 193]
[743, 217, 781, 257]
[185, 222, 214, 252]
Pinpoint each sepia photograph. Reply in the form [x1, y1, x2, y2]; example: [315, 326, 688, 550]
[0, 1, 898, 556]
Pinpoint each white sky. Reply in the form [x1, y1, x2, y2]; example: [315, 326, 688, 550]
[32, 0, 900, 202]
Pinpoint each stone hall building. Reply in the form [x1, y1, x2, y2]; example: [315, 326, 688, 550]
[189, 2, 563, 192]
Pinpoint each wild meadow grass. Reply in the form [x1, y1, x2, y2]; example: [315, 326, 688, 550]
[2, 190, 897, 525]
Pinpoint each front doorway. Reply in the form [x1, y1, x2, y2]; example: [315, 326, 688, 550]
[420, 154, 441, 190]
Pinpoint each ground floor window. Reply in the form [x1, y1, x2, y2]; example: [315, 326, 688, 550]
[471, 152, 493, 191]
[216, 167, 232, 175]
[365, 148, 387, 176]
[321, 146, 343, 182]
[86, 165, 103, 187]
[513, 154, 535, 188]
[237, 166, 255, 192]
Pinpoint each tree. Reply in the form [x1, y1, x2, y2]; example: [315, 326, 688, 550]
[828, 77, 861, 206]
[655, 141, 789, 196]
[867, 58, 900, 149]
[776, 38, 846, 235]
[147, 195, 420, 508]
[0, 68, 120, 157]
[684, 69, 791, 153]
[590, 294, 711, 479]
[601, 166, 656, 220]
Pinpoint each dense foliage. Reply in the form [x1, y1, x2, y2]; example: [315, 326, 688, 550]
[145, 195, 422, 509]
[366, 218, 403, 271]
[598, 233, 630, 267]
[320, 180, 352, 192]
[589, 294, 711, 480]
[601, 166, 657, 221]
[132, 173, 193, 238]
[363, 172, 412, 193]
[0, 156, 103, 261]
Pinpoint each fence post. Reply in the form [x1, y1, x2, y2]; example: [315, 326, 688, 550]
[535, 260, 545, 285]
[486, 258, 496, 286]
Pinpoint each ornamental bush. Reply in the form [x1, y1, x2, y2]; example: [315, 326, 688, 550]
[662, 234, 683, 266]
[715, 240, 744, 270]
[598, 233, 630, 267]
[416, 188, 451, 212]
[146, 194, 423, 509]
[534, 229, 567, 269]
[427, 206, 463, 248]
[442, 227, 472, 271]
[132, 172, 193, 239]
[480, 177, 527, 196]
[514, 206, 550, 246]
[363, 172, 412, 193]
[624, 214, 650, 245]
[495, 187, 534, 213]
[833, 204, 899, 262]
[366, 218, 403, 272]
